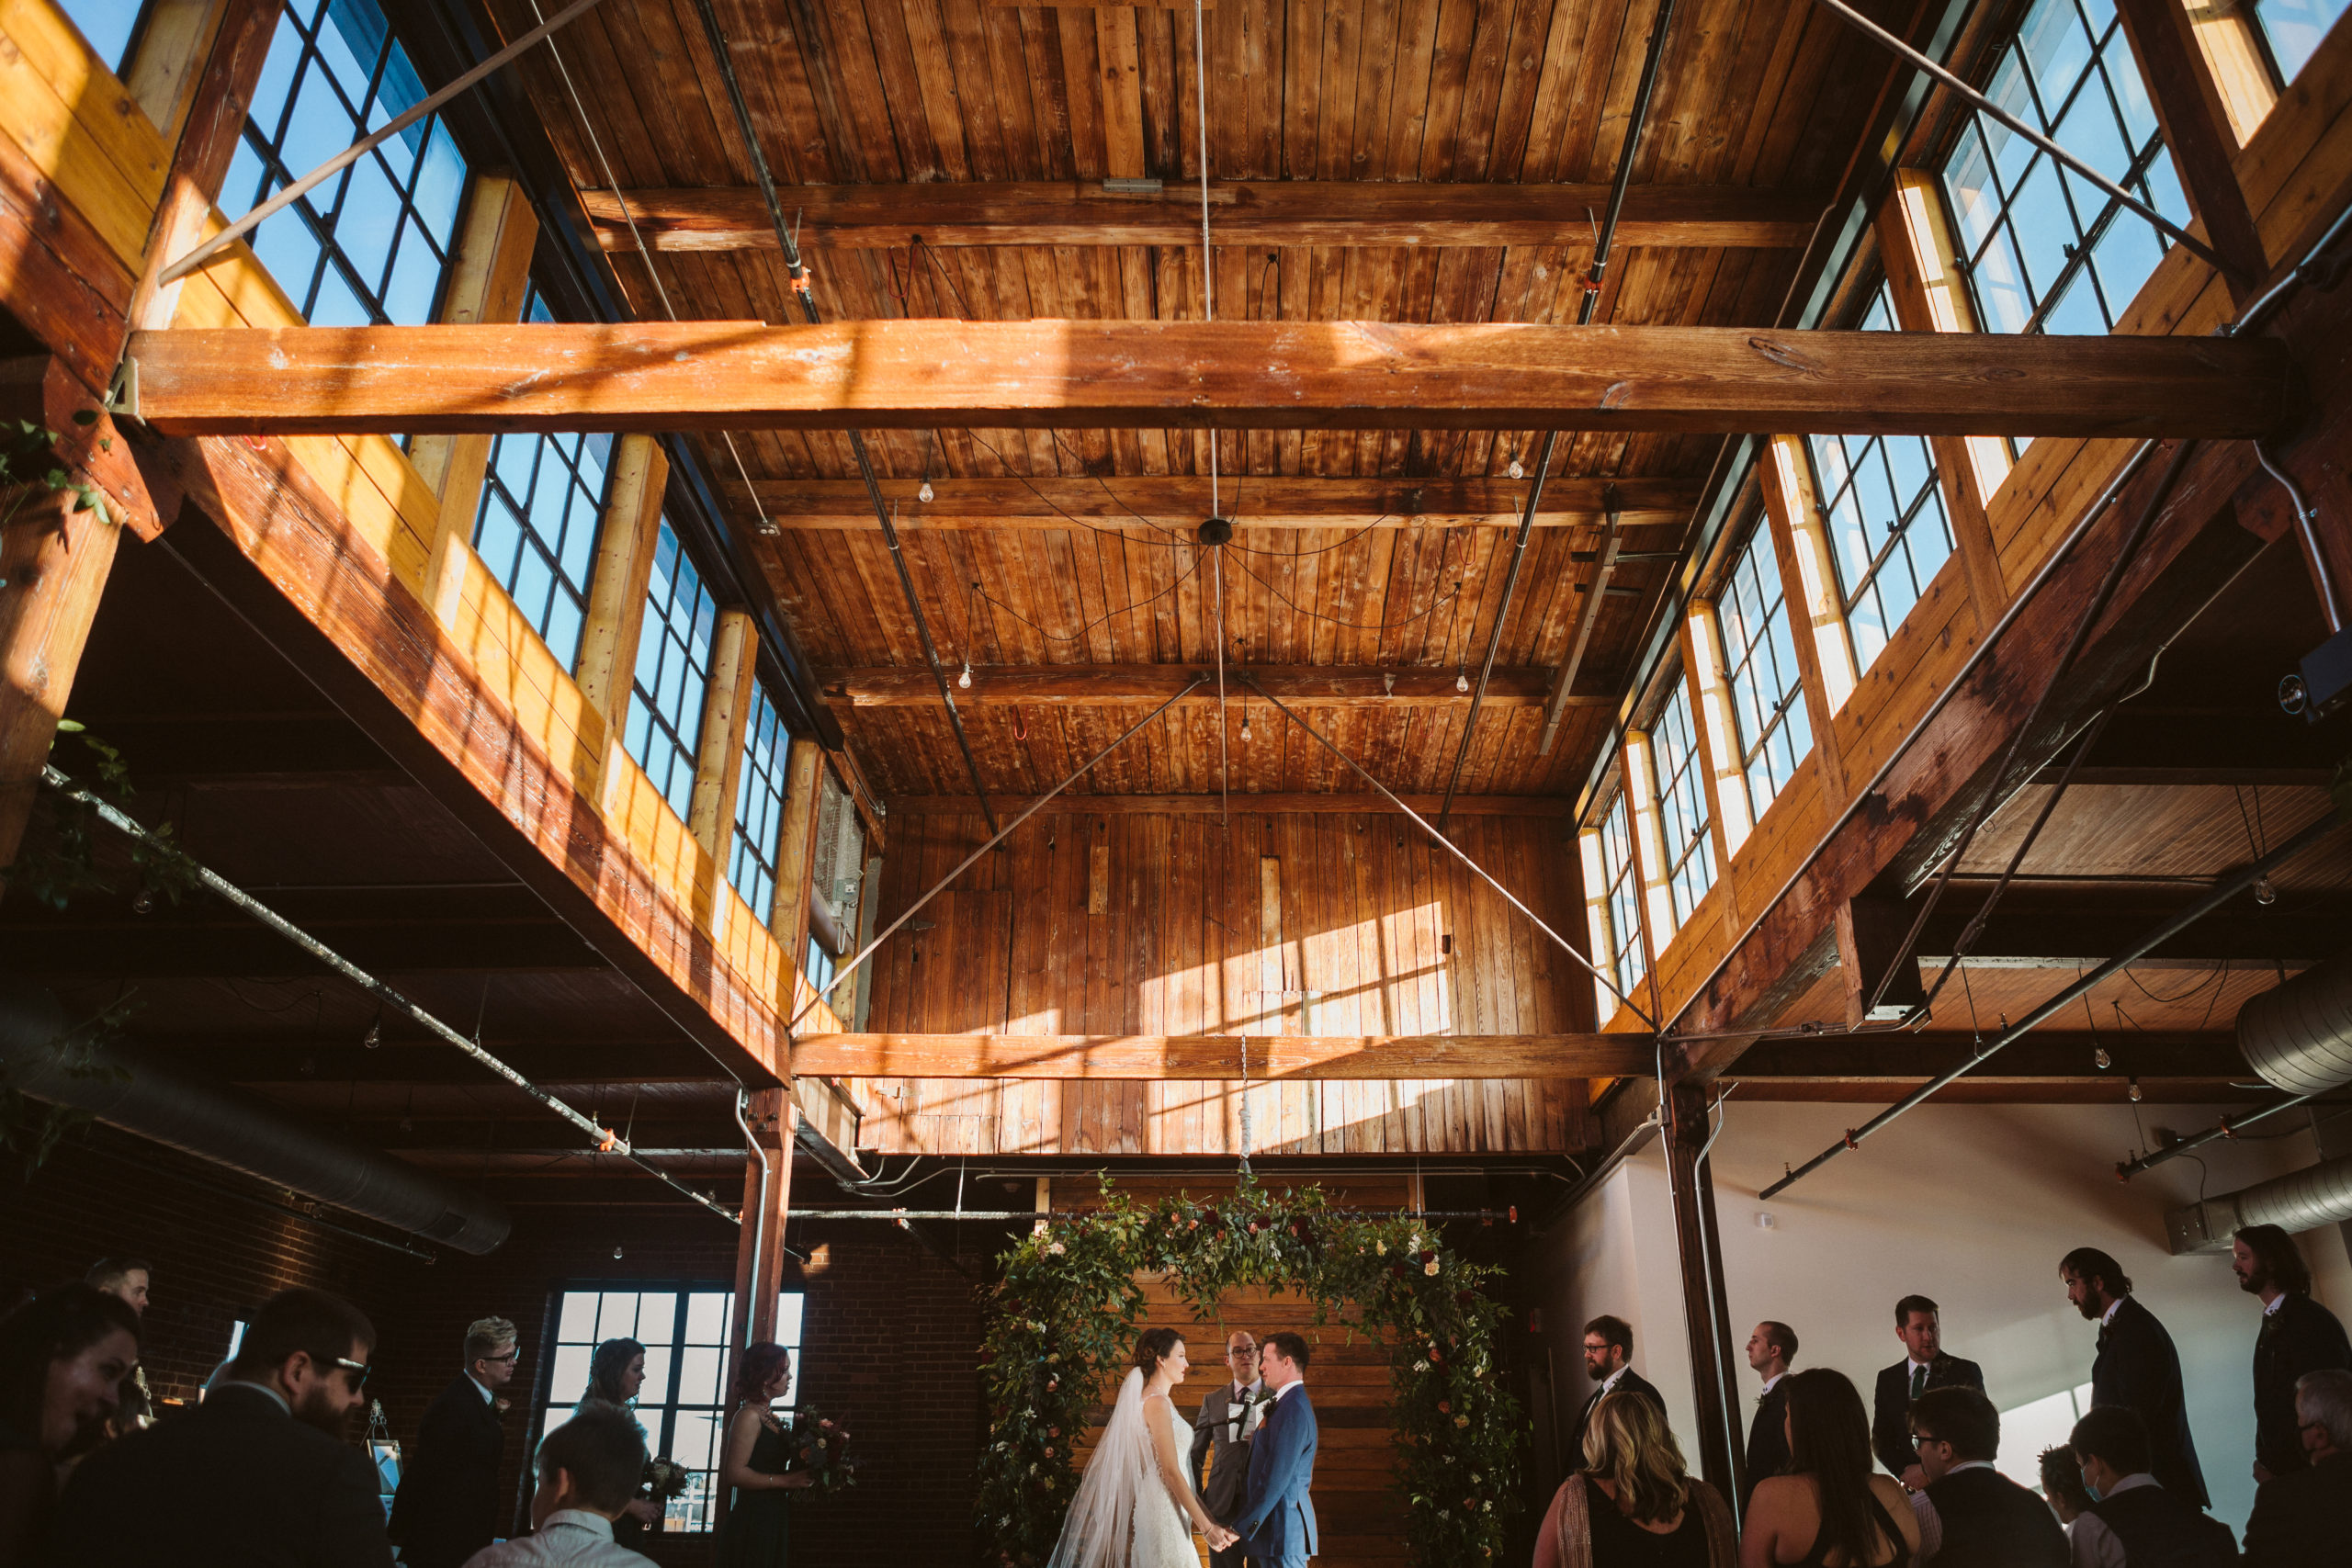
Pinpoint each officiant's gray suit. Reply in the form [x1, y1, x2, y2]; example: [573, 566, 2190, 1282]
[1190, 1378, 1261, 1568]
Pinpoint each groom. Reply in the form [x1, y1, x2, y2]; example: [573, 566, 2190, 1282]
[1232, 1332, 1317, 1568]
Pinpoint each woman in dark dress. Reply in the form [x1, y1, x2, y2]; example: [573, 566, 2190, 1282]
[1532, 1390, 1736, 1568]
[717, 1342, 812, 1568]
[0, 1285, 140, 1568]
[1739, 1369, 1919, 1568]
[576, 1337, 659, 1543]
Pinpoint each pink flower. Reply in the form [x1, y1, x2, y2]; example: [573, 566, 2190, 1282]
[820, 1419, 836, 1430]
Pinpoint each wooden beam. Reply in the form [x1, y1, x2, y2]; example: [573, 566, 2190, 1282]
[688, 608, 760, 861]
[728, 474, 1698, 531]
[820, 664, 1602, 707]
[769, 739, 824, 954]
[883, 791, 1578, 816]
[406, 172, 538, 535]
[2114, 0, 2270, 302]
[124, 321, 2299, 439]
[790, 1032, 1652, 1079]
[571, 434, 667, 735]
[581, 182, 1828, 252]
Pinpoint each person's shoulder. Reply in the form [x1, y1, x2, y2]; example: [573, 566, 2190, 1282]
[1946, 1354, 1986, 1380]
[1864, 1472, 1911, 1507]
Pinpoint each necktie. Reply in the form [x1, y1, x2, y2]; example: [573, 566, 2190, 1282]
[1910, 1364, 1927, 1400]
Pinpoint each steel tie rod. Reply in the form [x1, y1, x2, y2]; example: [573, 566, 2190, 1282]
[1759, 807, 2346, 1200]
[788, 676, 1207, 1032]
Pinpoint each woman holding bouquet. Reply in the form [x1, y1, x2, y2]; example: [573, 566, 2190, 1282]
[718, 1342, 812, 1567]
[577, 1337, 662, 1543]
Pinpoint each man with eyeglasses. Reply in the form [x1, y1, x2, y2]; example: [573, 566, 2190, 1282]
[54, 1285, 389, 1565]
[1188, 1330, 1264, 1568]
[392, 1314, 522, 1568]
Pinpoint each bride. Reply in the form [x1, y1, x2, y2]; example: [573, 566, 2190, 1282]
[1047, 1328, 1239, 1567]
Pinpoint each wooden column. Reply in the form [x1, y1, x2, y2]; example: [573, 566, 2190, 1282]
[768, 739, 826, 966]
[2114, 0, 2270, 302]
[1758, 436, 1854, 806]
[730, 1088, 796, 1353]
[687, 608, 760, 863]
[1682, 608, 1753, 860]
[1877, 175, 2012, 626]
[0, 488, 122, 871]
[2180, 0, 2278, 144]
[573, 435, 669, 737]
[1665, 1080, 1745, 1511]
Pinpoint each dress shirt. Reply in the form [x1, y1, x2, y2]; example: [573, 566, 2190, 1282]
[2066, 1473, 2155, 1568]
[1758, 1372, 1784, 1398]
[458, 1509, 654, 1568]
[1907, 1461, 1997, 1560]
[2100, 1298, 2124, 1329]
[1600, 1366, 1628, 1397]
[2264, 1293, 2285, 1317]
[1272, 1380, 1303, 1403]
[468, 1372, 498, 1404]
[218, 1377, 290, 1415]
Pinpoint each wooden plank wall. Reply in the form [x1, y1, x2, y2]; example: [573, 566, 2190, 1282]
[1057, 1175, 1417, 1568]
[854, 810, 1595, 1155]
[1597, 11, 2352, 1039]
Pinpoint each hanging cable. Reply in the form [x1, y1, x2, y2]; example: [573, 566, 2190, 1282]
[1193, 0, 1218, 520]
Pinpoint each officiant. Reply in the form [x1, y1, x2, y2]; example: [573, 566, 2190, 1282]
[1189, 1331, 1266, 1568]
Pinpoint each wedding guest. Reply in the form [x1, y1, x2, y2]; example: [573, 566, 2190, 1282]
[0, 1284, 139, 1568]
[1189, 1329, 1262, 1568]
[1869, 1295, 1984, 1488]
[1532, 1390, 1736, 1568]
[392, 1314, 521, 1568]
[459, 1404, 654, 1568]
[716, 1342, 812, 1568]
[2036, 1446, 2092, 1530]
[576, 1338, 660, 1543]
[1575, 1316, 1664, 1457]
[78, 1264, 146, 1320]
[1738, 1368, 1919, 1568]
[2240, 1368, 2352, 1567]
[2064, 1405, 2233, 1568]
[2231, 1223, 2350, 1481]
[52, 1285, 385, 1567]
[1743, 1321, 1797, 1516]
[2059, 1247, 2208, 1509]
[1904, 1386, 2064, 1567]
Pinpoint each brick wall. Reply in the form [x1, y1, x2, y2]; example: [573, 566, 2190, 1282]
[2, 1129, 984, 1566]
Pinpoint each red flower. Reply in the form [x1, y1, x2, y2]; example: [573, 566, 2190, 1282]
[1454, 1290, 1476, 1305]
[1437, 1400, 1451, 1414]
[1419, 1249, 1438, 1265]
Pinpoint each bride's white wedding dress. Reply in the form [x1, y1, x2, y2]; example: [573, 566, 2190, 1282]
[1046, 1369, 1203, 1568]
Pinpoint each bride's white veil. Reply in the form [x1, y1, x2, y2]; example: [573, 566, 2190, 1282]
[1046, 1367, 1153, 1568]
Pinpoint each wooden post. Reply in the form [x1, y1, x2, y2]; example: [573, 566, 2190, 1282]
[2114, 0, 2270, 303]
[409, 175, 537, 546]
[730, 1088, 796, 1352]
[1666, 1080, 1745, 1511]
[768, 739, 826, 964]
[1682, 607, 1752, 860]
[688, 608, 760, 863]
[1758, 436, 1854, 803]
[573, 435, 669, 737]
[0, 490, 122, 871]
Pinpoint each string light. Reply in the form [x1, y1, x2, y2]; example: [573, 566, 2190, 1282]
[958, 658, 972, 690]
[1239, 709, 1251, 742]
[1507, 457, 1524, 480]
[1456, 671, 1470, 694]
[918, 480, 934, 503]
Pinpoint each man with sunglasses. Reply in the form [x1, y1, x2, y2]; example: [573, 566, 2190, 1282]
[392, 1315, 522, 1568]
[54, 1285, 388, 1565]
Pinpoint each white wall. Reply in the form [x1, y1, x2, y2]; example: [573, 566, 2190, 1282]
[1532, 1100, 2352, 1537]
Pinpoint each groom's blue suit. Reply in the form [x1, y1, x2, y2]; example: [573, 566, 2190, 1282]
[1231, 1383, 1317, 1567]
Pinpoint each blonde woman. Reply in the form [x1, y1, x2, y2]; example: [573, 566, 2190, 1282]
[1532, 1392, 1736, 1568]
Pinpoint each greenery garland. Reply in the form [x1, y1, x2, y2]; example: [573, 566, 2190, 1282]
[976, 1176, 1521, 1566]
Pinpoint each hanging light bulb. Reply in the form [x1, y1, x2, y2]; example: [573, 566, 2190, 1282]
[363, 1019, 381, 1050]
[1455, 671, 1470, 694]
[958, 658, 973, 690]
[918, 480, 935, 504]
[612, 1243, 626, 1260]
[1507, 458, 1524, 481]
[1240, 710, 1252, 742]
[2256, 876, 2278, 906]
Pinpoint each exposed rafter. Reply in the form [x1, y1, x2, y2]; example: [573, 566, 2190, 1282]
[791, 1032, 1651, 1079]
[819, 665, 1611, 707]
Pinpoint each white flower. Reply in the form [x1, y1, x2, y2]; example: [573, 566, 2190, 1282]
[1375, 1240, 1386, 1256]
[1414, 1359, 1430, 1372]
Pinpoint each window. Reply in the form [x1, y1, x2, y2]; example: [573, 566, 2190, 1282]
[1807, 287, 1956, 674]
[729, 685, 791, 915]
[1595, 794, 1645, 1010]
[1649, 682, 1716, 929]
[1994, 1382, 2094, 1489]
[538, 1286, 807, 1533]
[470, 292, 611, 667]
[1938, 0, 2189, 335]
[57, 0, 147, 72]
[1715, 515, 1813, 820]
[805, 938, 837, 996]
[626, 520, 717, 818]
[2251, 0, 2349, 85]
[224, 0, 471, 326]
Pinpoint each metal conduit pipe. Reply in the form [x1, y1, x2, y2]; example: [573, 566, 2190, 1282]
[2165, 1151, 2352, 1254]
[0, 987, 511, 1254]
[2238, 950, 2352, 1094]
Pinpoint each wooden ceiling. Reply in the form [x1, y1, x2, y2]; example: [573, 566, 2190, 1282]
[482, 0, 1909, 800]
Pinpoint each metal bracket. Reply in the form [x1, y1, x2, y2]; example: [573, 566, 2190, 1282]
[104, 355, 139, 422]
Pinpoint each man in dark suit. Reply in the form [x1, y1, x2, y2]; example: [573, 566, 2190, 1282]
[1190, 1329, 1264, 1568]
[52, 1285, 386, 1567]
[389, 1314, 520, 1568]
[1907, 1386, 2066, 1567]
[1870, 1293, 1984, 1487]
[2233, 1224, 2351, 1480]
[2067, 1405, 2234, 1567]
[1742, 1319, 1797, 1516]
[1233, 1332, 1318, 1568]
[1574, 1314, 1664, 1461]
[2061, 1246, 2210, 1509]
[2242, 1368, 2352, 1567]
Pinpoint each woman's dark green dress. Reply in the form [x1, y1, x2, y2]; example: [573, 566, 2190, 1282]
[716, 1416, 793, 1568]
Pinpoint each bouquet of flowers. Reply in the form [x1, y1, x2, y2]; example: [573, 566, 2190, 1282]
[645, 1457, 691, 1502]
[787, 1407, 858, 1495]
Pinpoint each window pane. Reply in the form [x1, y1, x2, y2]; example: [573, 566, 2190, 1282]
[1599, 794, 1645, 1010]
[2255, 0, 2350, 82]
[1715, 513, 1813, 821]
[686, 1292, 731, 1346]
[1650, 683, 1717, 929]
[548, 1343, 592, 1405]
[638, 1293, 679, 1343]
[729, 687, 792, 914]
[57, 0, 141, 72]
[628, 519, 718, 819]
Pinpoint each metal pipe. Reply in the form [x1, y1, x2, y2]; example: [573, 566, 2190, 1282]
[1537, 492, 1622, 755]
[2256, 440, 2345, 635]
[1438, 429, 1555, 830]
[2119, 1091, 2322, 1179]
[1759, 808, 2346, 1200]
[785, 1207, 1518, 1222]
[158, 0, 610, 286]
[682, 0, 1000, 838]
[788, 677, 1206, 1031]
[43, 766, 740, 1225]
[1239, 674, 1657, 1029]
[732, 1088, 770, 1319]
[1809, 0, 2235, 279]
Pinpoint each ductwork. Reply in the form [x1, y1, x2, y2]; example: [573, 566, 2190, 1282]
[2166, 1150, 2352, 1255]
[2236, 949, 2352, 1095]
[0, 987, 510, 1254]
